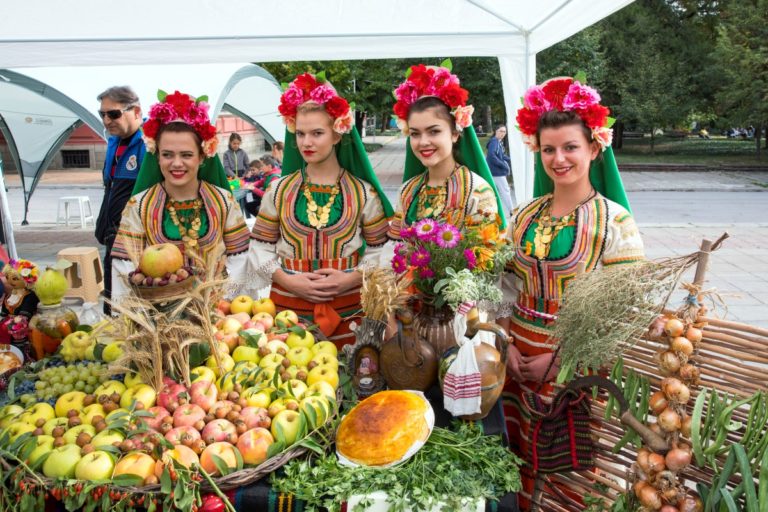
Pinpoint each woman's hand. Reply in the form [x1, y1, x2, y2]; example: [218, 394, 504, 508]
[519, 353, 559, 383]
[314, 268, 361, 295]
[277, 271, 337, 303]
[506, 343, 525, 382]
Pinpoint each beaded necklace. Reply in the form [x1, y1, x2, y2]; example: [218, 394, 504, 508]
[531, 189, 595, 259]
[166, 198, 203, 250]
[302, 166, 343, 229]
[415, 164, 459, 219]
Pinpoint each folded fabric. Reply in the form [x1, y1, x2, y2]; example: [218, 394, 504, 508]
[443, 313, 482, 416]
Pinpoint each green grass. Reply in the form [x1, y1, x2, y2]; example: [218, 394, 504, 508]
[614, 136, 768, 166]
[363, 142, 383, 153]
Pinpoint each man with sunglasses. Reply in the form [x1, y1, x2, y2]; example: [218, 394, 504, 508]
[94, 86, 146, 314]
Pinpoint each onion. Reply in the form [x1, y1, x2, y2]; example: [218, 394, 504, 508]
[677, 492, 703, 512]
[664, 318, 685, 337]
[666, 446, 692, 471]
[678, 364, 700, 385]
[661, 485, 680, 503]
[658, 407, 682, 433]
[647, 452, 666, 472]
[662, 377, 691, 405]
[649, 316, 667, 338]
[637, 447, 651, 474]
[685, 326, 702, 344]
[670, 336, 694, 357]
[650, 391, 669, 415]
[637, 482, 663, 510]
[681, 415, 693, 437]
[658, 350, 682, 375]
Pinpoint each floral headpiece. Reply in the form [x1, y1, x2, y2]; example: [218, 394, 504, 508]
[516, 74, 614, 152]
[393, 60, 474, 135]
[278, 72, 354, 135]
[142, 90, 219, 157]
[3, 259, 38, 286]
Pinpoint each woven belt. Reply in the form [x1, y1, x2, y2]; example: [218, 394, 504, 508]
[514, 292, 560, 321]
[281, 253, 359, 273]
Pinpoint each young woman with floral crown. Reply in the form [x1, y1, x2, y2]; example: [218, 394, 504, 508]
[248, 73, 393, 348]
[111, 91, 251, 304]
[387, 63, 505, 242]
[498, 76, 645, 510]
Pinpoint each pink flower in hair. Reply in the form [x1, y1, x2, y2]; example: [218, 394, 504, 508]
[284, 116, 296, 133]
[524, 86, 551, 113]
[522, 134, 539, 152]
[592, 126, 613, 151]
[309, 84, 336, 104]
[562, 82, 601, 111]
[282, 85, 306, 107]
[333, 113, 354, 134]
[148, 103, 177, 123]
[431, 68, 459, 91]
[394, 81, 420, 104]
[453, 105, 474, 131]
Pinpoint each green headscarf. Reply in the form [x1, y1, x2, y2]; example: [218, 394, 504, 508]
[133, 152, 231, 195]
[402, 125, 507, 229]
[533, 146, 632, 213]
[281, 126, 394, 217]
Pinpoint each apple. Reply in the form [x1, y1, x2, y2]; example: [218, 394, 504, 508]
[285, 329, 314, 350]
[190, 366, 217, 383]
[310, 353, 339, 371]
[306, 381, 337, 402]
[240, 407, 271, 430]
[271, 410, 302, 446]
[81, 404, 106, 426]
[286, 347, 313, 368]
[91, 429, 125, 449]
[274, 310, 299, 328]
[144, 407, 172, 430]
[42, 417, 69, 436]
[252, 310, 275, 329]
[279, 379, 308, 400]
[216, 299, 231, 316]
[205, 354, 235, 377]
[76, 450, 115, 481]
[3, 422, 35, 442]
[307, 365, 339, 389]
[209, 400, 235, 418]
[123, 372, 144, 388]
[18, 403, 55, 426]
[172, 404, 206, 428]
[230, 296, 254, 315]
[202, 419, 238, 444]
[63, 424, 96, 445]
[35, 267, 69, 306]
[232, 346, 260, 364]
[265, 339, 290, 355]
[113, 451, 156, 480]
[200, 442, 240, 476]
[106, 408, 130, 421]
[0, 404, 24, 418]
[139, 243, 184, 278]
[43, 444, 82, 478]
[259, 353, 286, 371]
[267, 331, 290, 342]
[189, 381, 218, 412]
[237, 427, 274, 465]
[120, 384, 157, 410]
[26, 434, 55, 466]
[165, 426, 201, 445]
[242, 387, 274, 409]
[55, 391, 87, 418]
[252, 298, 277, 317]
[311, 341, 338, 358]
[154, 445, 199, 478]
[158, 383, 188, 410]
[300, 395, 331, 426]
[267, 398, 299, 418]
[94, 380, 127, 399]
[220, 333, 239, 353]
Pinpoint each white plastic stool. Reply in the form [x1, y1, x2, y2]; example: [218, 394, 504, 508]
[56, 196, 94, 229]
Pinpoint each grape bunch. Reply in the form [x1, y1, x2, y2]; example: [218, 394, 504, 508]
[18, 361, 111, 406]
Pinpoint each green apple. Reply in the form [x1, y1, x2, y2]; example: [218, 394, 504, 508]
[123, 372, 144, 388]
[94, 380, 127, 398]
[265, 339, 289, 355]
[55, 391, 87, 418]
[26, 434, 55, 466]
[300, 395, 331, 426]
[274, 310, 299, 328]
[242, 387, 274, 409]
[279, 379, 308, 400]
[190, 366, 217, 383]
[64, 331, 92, 349]
[285, 330, 315, 350]
[229, 295, 254, 315]
[19, 402, 56, 426]
[306, 381, 337, 401]
[120, 384, 157, 409]
[81, 404, 106, 426]
[3, 422, 35, 443]
[42, 417, 69, 436]
[259, 353, 286, 370]
[307, 365, 339, 389]
[310, 352, 339, 371]
[139, 243, 184, 278]
[0, 405, 24, 418]
[310, 341, 338, 357]
[205, 354, 235, 376]
[0, 408, 23, 429]
[232, 346, 260, 364]
[42, 444, 82, 479]
[271, 409, 302, 446]
[102, 341, 124, 363]
[63, 424, 96, 445]
[75, 450, 115, 481]
[267, 397, 299, 418]
[91, 429, 125, 449]
[286, 347, 313, 368]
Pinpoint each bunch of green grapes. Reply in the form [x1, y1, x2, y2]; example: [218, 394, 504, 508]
[18, 361, 110, 406]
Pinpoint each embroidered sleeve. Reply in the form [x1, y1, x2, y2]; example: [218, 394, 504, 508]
[387, 183, 408, 242]
[222, 192, 250, 256]
[247, 180, 281, 290]
[603, 210, 645, 266]
[466, 178, 499, 225]
[361, 187, 390, 247]
[250, 180, 281, 244]
[111, 196, 145, 263]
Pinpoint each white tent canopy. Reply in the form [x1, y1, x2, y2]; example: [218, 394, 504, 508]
[0, 0, 634, 206]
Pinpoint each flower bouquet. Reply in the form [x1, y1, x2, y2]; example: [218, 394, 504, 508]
[391, 218, 512, 311]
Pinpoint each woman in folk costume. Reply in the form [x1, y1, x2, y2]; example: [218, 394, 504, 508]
[387, 63, 505, 244]
[498, 76, 645, 510]
[111, 91, 251, 303]
[249, 73, 393, 349]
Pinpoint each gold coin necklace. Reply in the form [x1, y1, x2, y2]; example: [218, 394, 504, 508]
[416, 164, 458, 219]
[303, 166, 342, 229]
[531, 190, 595, 259]
[167, 198, 203, 250]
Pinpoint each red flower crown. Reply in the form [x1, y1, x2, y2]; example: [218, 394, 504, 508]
[277, 72, 354, 135]
[392, 60, 474, 134]
[142, 90, 219, 157]
[516, 75, 614, 152]
[3, 259, 38, 286]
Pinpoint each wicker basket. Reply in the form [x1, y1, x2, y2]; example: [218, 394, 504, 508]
[130, 277, 194, 301]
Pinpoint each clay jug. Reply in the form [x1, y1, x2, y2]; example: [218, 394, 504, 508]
[414, 301, 457, 358]
[380, 309, 438, 391]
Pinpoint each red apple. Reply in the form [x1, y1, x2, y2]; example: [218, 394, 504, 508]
[201, 419, 238, 444]
[158, 383, 188, 410]
[252, 312, 274, 330]
[236, 427, 274, 465]
[200, 442, 240, 476]
[240, 406, 271, 430]
[172, 404, 206, 428]
[216, 299, 231, 316]
[165, 426, 201, 445]
[189, 381, 218, 412]
[144, 407, 172, 431]
[139, 243, 184, 278]
[209, 400, 235, 419]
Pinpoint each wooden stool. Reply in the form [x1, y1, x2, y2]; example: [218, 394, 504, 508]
[56, 247, 104, 303]
[56, 196, 94, 229]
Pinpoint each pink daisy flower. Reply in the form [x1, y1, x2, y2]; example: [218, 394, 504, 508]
[410, 248, 431, 267]
[435, 224, 461, 248]
[400, 226, 417, 239]
[419, 268, 435, 279]
[464, 249, 477, 270]
[393, 242, 406, 256]
[391, 254, 407, 274]
[414, 219, 438, 241]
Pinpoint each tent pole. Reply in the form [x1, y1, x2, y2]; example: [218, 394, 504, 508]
[0, 154, 18, 259]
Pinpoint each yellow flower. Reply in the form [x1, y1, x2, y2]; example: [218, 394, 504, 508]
[473, 246, 495, 271]
[478, 223, 500, 244]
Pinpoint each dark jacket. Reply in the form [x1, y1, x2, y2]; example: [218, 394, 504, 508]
[486, 137, 511, 177]
[95, 130, 145, 247]
[223, 149, 250, 178]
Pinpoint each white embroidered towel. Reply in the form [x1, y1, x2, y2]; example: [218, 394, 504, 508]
[443, 313, 482, 416]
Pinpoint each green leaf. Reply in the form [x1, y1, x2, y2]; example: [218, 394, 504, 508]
[160, 466, 173, 494]
[440, 58, 453, 71]
[574, 70, 588, 84]
[157, 89, 168, 102]
[75, 324, 93, 333]
[267, 439, 286, 459]
[272, 420, 287, 445]
[111, 474, 144, 486]
[280, 82, 290, 91]
[295, 437, 324, 455]
[210, 453, 232, 477]
[234, 445, 244, 471]
[196, 95, 209, 104]
[303, 405, 318, 430]
[405, 66, 413, 78]
[316, 70, 327, 83]
[760, 447, 768, 512]
[733, 444, 758, 511]
[239, 330, 263, 348]
[719, 488, 739, 512]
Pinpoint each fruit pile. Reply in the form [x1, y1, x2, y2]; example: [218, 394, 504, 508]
[15, 361, 111, 406]
[127, 243, 193, 288]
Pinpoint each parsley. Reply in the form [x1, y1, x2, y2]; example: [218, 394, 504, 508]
[270, 422, 522, 511]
